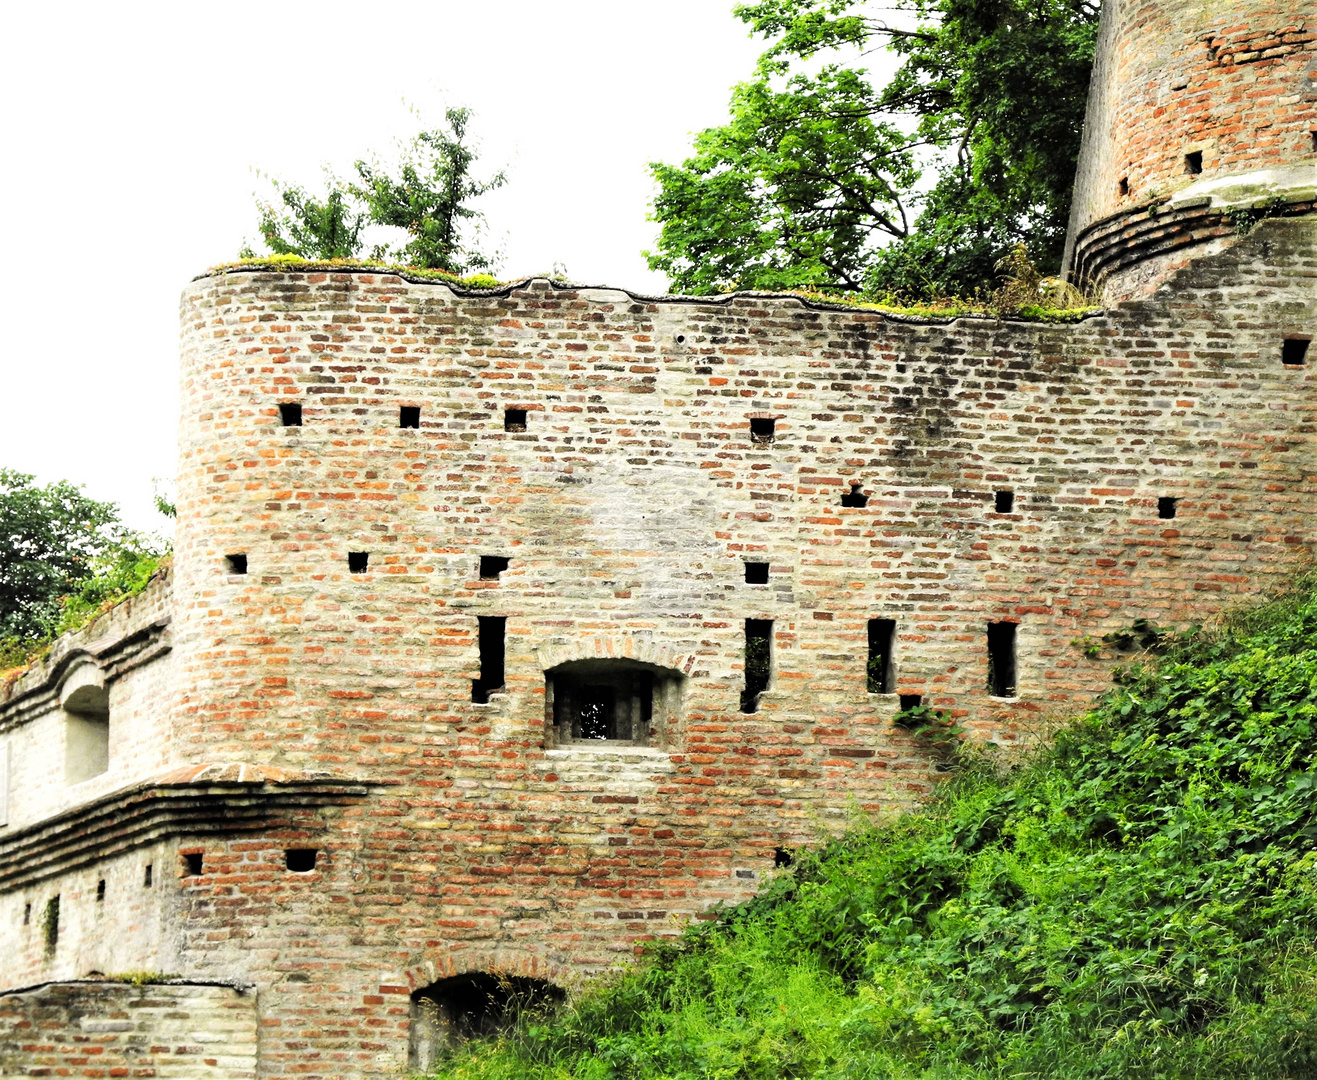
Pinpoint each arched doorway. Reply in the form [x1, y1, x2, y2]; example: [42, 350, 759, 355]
[545, 658, 683, 747]
[408, 973, 564, 1069]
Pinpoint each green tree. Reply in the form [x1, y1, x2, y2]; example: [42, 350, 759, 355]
[252, 178, 365, 260]
[352, 107, 507, 274]
[647, 0, 1099, 299]
[0, 469, 120, 642]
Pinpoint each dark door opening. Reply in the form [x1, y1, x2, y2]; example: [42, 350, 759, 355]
[409, 974, 564, 1070]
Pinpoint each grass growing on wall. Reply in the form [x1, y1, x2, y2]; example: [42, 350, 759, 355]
[425, 572, 1317, 1080]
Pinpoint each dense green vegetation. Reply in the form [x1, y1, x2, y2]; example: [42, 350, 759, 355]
[426, 575, 1317, 1079]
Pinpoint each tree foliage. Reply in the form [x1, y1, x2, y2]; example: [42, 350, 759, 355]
[647, 0, 1099, 299]
[246, 108, 506, 276]
[0, 469, 120, 642]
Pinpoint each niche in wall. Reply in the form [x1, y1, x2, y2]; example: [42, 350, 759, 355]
[61, 664, 109, 785]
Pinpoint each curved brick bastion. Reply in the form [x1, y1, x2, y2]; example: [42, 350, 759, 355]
[0, 215, 1313, 1077]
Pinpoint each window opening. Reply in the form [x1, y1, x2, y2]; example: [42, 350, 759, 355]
[1184, 150, 1203, 175]
[183, 852, 203, 877]
[278, 402, 302, 427]
[1158, 497, 1179, 520]
[143, 864, 153, 888]
[749, 417, 776, 443]
[548, 658, 677, 745]
[400, 405, 421, 429]
[43, 896, 58, 957]
[867, 619, 896, 694]
[987, 621, 1018, 698]
[96, 879, 105, 903]
[348, 551, 369, 573]
[744, 561, 769, 585]
[742, 619, 772, 714]
[472, 616, 506, 704]
[1283, 338, 1311, 366]
[840, 483, 869, 508]
[409, 974, 565, 1069]
[225, 553, 247, 575]
[504, 408, 527, 432]
[1119, 176, 1129, 196]
[773, 847, 793, 868]
[479, 555, 511, 580]
[899, 694, 922, 711]
[286, 849, 317, 872]
[994, 490, 1015, 514]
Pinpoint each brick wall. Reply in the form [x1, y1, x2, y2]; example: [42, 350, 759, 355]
[0, 980, 257, 1078]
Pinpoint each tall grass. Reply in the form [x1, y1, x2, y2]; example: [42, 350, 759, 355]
[427, 576, 1317, 1079]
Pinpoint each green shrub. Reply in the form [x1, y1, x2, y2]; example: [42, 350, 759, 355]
[423, 573, 1317, 1079]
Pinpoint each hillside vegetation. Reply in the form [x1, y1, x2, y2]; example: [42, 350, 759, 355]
[428, 575, 1317, 1080]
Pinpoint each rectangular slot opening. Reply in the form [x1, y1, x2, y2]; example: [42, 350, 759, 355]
[182, 852, 203, 877]
[867, 619, 896, 694]
[43, 896, 58, 956]
[1282, 338, 1311, 366]
[749, 417, 776, 443]
[143, 864, 153, 888]
[23, 902, 30, 925]
[348, 551, 369, 573]
[898, 694, 922, 711]
[744, 561, 769, 584]
[479, 555, 511, 580]
[987, 621, 1017, 698]
[741, 619, 772, 714]
[840, 483, 869, 508]
[472, 616, 506, 704]
[1118, 177, 1129, 196]
[400, 405, 421, 429]
[96, 879, 105, 903]
[1158, 496, 1178, 520]
[994, 490, 1015, 514]
[278, 402, 302, 427]
[504, 408, 527, 432]
[285, 849, 317, 873]
[1184, 150, 1203, 175]
[225, 553, 247, 575]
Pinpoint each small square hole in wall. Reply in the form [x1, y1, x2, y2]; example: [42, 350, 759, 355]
[1184, 151, 1203, 175]
[225, 553, 247, 575]
[1158, 497, 1179, 520]
[840, 483, 869, 508]
[348, 551, 369, 573]
[745, 561, 769, 584]
[504, 408, 527, 432]
[285, 849, 317, 873]
[182, 852, 203, 877]
[749, 417, 776, 443]
[479, 555, 510, 580]
[899, 694, 922, 711]
[400, 405, 421, 429]
[1282, 338, 1311, 366]
[96, 880, 105, 903]
[773, 847, 793, 868]
[1119, 177, 1129, 196]
[278, 402, 302, 427]
[995, 490, 1015, 513]
[143, 864, 153, 888]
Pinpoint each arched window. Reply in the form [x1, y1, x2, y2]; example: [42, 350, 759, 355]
[409, 973, 563, 1069]
[545, 659, 683, 747]
[61, 666, 109, 785]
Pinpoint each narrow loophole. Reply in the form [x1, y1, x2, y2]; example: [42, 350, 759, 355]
[741, 619, 773, 714]
[225, 553, 247, 575]
[994, 490, 1015, 514]
[504, 408, 527, 432]
[96, 880, 105, 903]
[23, 902, 30, 925]
[278, 402, 302, 427]
[987, 622, 1018, 698]
[1158, 497, 1179, 520]
[1282, 338, 1311, 366]
[400, 406, 421, 429]
[1118, 176, 1129, 196]
[348, 551, 369, 573]
[479, 556, 511, 580]
[472, 616, 506, 704]
[285, 849, 317, 873]
[840, 483, 869, 508]
[749, 417, 776, 443]
[1184, 151, 1203, 175]
[745, 561, 769, 584]
[182, 852, 203, 877]
[143, 864, 153, 888]
[868, 619, 896, 694]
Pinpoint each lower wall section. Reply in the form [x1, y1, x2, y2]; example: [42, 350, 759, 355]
[0, 980, 257, 1078]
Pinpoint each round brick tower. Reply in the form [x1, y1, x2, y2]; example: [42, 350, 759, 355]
[1064, 0, 1316, 300]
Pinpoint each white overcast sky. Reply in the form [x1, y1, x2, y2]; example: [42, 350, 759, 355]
[0, 0, 772, 532]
